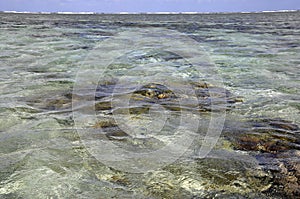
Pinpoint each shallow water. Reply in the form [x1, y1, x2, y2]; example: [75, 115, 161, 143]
[0, 12, 299, 198]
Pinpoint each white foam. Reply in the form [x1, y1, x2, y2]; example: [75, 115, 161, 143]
[262, 9, 297, 13]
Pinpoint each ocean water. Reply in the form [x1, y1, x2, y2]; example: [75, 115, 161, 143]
[0, 12, 299, 198]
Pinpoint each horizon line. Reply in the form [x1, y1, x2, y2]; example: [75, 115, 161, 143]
[1, 9, 299, 15]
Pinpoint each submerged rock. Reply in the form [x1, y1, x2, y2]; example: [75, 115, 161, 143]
[23, 78, 299, 198]
[27, 91, 73, 111]
[133, 83, 176, 100]
[139, 157, 273, 198]
[95, 80, 242, 113]
[92, 119, 128, 141]
[231, 118, 300, 153]
[224, 118, 300, 198]
[272, 152, 300, 197]
[191, 81, 243, 111]
[95, 80, 117, 99]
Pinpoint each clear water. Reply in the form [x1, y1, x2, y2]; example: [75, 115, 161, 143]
[0, 12, 299, 198]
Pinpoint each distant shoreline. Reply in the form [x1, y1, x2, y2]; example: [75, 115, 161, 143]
[0, 10, 299, 15]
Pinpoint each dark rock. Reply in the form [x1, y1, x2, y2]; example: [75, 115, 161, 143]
[230, 118, 300, 153]
[133, 83, 176, 100]
[224, 118, 300, 198]
[95, 81, 117, 99]
[92, 119, 128, 141]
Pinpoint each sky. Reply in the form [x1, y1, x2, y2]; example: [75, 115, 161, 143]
[0, 0, 299, 13]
